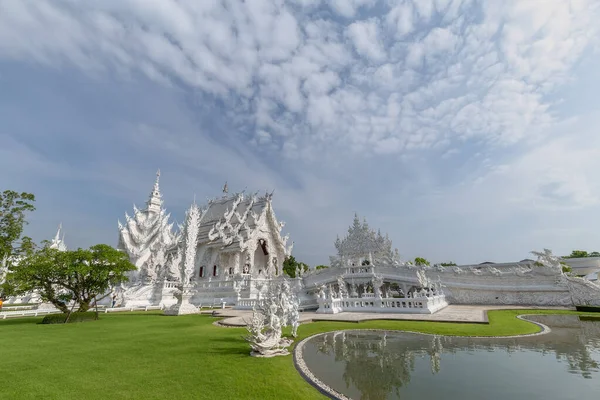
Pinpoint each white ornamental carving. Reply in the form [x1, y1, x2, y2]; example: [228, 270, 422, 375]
[244, 279, 300, 357]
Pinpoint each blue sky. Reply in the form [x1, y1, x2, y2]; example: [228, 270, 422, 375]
[2, 0, 600, 266]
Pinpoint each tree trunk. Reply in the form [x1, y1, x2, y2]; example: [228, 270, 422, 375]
[51, 300, 69, 314]
[64, 300, 77, 323]
[78, 301, 91, 313]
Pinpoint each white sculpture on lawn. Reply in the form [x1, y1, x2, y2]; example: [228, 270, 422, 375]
[244, 279, 300, 357]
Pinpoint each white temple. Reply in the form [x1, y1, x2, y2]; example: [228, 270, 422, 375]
[114, 170, 600, 312]
[300, 215, 600, 311]
[299, 214, 448, 314]
[3, 171, 600, 313]
[117, 170, 293, 308]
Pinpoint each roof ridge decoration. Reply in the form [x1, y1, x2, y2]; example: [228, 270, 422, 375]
[207, 192, 257, 249]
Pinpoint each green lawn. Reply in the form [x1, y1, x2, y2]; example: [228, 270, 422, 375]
[0, 309, 591, 400]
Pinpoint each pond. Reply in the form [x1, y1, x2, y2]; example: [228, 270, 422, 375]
[298, 315, 600, 400]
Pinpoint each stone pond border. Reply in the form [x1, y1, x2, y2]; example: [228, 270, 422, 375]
[292, 314, 552, 400]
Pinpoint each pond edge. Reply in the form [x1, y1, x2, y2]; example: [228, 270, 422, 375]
[293, 314, 551, 400]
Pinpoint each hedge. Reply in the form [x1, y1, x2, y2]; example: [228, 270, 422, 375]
[41, 312, 98, 324]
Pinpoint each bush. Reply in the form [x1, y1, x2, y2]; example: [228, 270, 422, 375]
[41, 312, 98, 324]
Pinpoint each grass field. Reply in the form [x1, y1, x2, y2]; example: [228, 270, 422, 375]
[0, 309, 591, 400]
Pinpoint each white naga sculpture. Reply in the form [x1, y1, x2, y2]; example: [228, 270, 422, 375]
[531, 249, 563, 271]
[244, 279, 300, 357]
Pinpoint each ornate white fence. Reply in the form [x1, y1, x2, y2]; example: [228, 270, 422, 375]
[316, 294, 448, 314]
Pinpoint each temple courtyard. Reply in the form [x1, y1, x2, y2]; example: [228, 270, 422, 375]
[212, 304, 573, 326]
[0, 308, 595, 400]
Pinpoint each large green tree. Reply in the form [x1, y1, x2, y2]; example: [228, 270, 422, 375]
[7, 244, 135, 313]
[0, 190, 36, 299]
[282, 255, 309, 278]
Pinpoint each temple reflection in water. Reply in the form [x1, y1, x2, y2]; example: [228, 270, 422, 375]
[304, 315, 600, 400]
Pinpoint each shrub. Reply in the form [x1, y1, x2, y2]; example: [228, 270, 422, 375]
[41, 312, 98, 324]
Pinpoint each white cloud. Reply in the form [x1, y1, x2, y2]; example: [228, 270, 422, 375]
[346, 18, 387, 62]
[330, 0, 377, 18]
[0, 0, 597, 160]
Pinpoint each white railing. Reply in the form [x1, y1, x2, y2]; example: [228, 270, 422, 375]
[1, 308, 61, 319]
[317, 295, 448, 314]
[102, 305, 164, 313]
[1, 305, 37, 311]
[235, 299, 261, 309]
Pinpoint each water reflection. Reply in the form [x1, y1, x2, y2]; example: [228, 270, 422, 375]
[303, 315, 600, 400]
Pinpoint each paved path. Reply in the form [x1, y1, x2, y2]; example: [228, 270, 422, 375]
[208, 305, 574, 327]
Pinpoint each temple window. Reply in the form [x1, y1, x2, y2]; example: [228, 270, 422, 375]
[199, 266, 204, 277]
[228, 267, 233, 275]
[213, 265, 218, 276]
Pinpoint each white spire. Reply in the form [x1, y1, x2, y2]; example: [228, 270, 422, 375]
[147, 169, 163, 213]
[50, 223, 67, 251]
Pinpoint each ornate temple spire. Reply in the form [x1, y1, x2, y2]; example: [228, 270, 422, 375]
[49, 223, 67, 251]
[146, 169, 163, 213]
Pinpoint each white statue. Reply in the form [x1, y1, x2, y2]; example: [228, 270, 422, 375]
[417, 269, 432, 289]
[337, 276, 348, 298]
[244, 279, 299, 357]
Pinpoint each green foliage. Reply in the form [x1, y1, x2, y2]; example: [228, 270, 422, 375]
[0, 190, 36, 261]
[282, 256, 309, 278]
[41, 312, 98, 324]
[7, 244, 136, 313]
[566, 250, 589, 258]
[439, 262, 457, 266]
[563, 250, 600, 259]
[0, 191, 36, 300]
[562, 265, 572, 274]
[315, 265, 328, 270]
[414, 257, 430, 266]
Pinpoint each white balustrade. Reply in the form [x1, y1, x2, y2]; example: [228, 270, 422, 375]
[316, 294, 448, 314]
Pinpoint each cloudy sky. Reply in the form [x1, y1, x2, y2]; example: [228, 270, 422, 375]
[2, 0, 600, 266]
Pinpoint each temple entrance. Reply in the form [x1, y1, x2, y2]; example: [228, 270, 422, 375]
[253, 239, 269, 276]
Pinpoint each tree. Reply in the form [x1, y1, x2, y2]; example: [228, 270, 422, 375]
[282, 255, 309, 278]
[566, 250, 589, 259]
[0, 190, 36, 300]
[589, 252, 600, 257]
[439, 262, 457, 267]
[7, 244, 136, 313]
[414, 257, 430, 266]
[315, 265, 329, 270]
